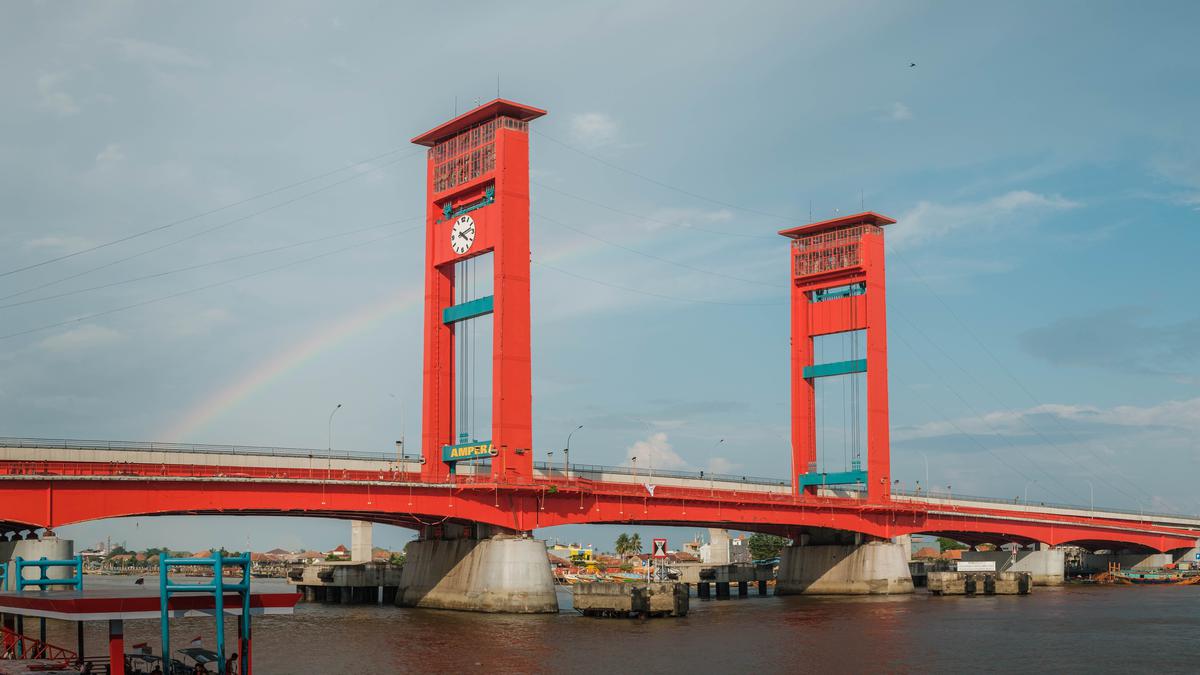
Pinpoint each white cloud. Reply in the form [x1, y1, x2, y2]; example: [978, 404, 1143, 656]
[890, 190, 1081, 249]
[95, 143, 125, 164]
[167, 308, 232, 337]
[624, 432, 687, 471]
[570, 112, 618, 149]
[108, 38, 208, 68]
[894, 397, 1200, 443]
[24, 236, 91, 252]
[36, 72, 79, 117]
[37, 325, 121, 353]
[888, 101, 912, 121]
[707, 456, 739, 474]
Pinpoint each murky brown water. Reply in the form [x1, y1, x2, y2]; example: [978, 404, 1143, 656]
[36, 581, 1200, 673]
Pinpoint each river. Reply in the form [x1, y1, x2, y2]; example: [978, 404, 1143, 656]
[38, 580, 1200, 673]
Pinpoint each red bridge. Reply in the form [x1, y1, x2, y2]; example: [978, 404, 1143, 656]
[4, 99, 1196, 610]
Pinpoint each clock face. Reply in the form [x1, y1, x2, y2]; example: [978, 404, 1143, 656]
[450, 215, 476, 255]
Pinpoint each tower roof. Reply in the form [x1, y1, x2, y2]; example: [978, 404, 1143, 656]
[778, 211, 896, 239]
[411, 99, 547, 147]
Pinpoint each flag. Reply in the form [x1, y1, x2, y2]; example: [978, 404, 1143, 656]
[189, 636, 203, 648]
[645, 484, 656, 497]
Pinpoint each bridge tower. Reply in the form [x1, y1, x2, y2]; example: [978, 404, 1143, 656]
[780, 212, 896, 502]
[412, 100, 546, 482]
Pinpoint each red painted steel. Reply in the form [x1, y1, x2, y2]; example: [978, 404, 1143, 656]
[783, 212, 896, 501]
[417, 99, 543, 483]
[1, 624, 77, 661]
[0, 461, 1195, 553]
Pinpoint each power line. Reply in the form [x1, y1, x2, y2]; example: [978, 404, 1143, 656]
[0, 146, 421, 279]
[532, 181, 776, 240]
[1, 153, 414, 304]
[0, 230, 413, 343]
[0, 217, 421, 312]
[532, 260, 783, 307]
[886, 245, 1161, 506]
[533, 129, 801, 224]
[533, 211, 781, 288]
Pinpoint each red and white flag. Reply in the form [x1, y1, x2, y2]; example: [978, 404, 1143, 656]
[189, 636, 204, 648]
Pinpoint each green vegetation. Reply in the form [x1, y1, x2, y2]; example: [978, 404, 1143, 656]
[614, 532, 643, 559]
[938, 537, 968, 552]
[747, 533, 789, 560]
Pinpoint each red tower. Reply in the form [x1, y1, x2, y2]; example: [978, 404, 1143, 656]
[780, 212, 896, 502]
[412, 100, 546, 482]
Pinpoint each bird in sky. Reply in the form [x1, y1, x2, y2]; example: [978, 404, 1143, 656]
[909, 62, 917, 67]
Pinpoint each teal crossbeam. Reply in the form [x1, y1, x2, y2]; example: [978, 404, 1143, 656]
[797, 470, 867, 488]
[803, 358, 866, 379]
[443, 295, 494, 324]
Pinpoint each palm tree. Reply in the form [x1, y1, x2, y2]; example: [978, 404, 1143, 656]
[628, 533, 642, 557]
[615, 533, 631, 559]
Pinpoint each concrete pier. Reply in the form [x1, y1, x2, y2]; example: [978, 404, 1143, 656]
[396, 532, 557, 613]
[0, 536, 74, 582]
[961, 548, 1066, 586]
[929, 571, 1032, 595]
[573, 582, 688, 618]
[289, 560, 403, 605]
[776, 539, 913, 595]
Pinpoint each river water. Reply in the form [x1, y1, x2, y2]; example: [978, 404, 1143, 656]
[39, 581, 1200, 673]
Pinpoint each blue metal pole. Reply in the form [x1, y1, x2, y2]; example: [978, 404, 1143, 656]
[214, 550, 226, 675]
[159, 556, 170, 670]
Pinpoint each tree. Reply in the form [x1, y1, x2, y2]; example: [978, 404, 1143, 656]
[747, 533, 789, 561]
[614, 533, 631, 559]
[628, 533, 642, 557]
[938, 537, 968, 552]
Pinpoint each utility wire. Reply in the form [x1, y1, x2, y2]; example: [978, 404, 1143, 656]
[532, 260, 783, 307]
[1, 154, 414, 304]
[0, 217, 421, 311]
[533, 129, 801, 224]
[887, 245, 1161, 506]
[533, 211, 780, 288]
[891, 329, 1083, 500]
[0, 146, 420, 279]
[0, 230, 413, 342]
[533, 181, 776, 240]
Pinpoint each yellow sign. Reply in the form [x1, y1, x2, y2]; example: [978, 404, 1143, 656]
[442, 441, 495, 462]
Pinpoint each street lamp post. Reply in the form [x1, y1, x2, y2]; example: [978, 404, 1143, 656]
[1086, 479, 1094, 518]
[631, 456, 638, 480]
[1024, 481, 1036, 509]
[324, 403, 342, 505]
[565, 425, 582, 480]
[919, 451, 930, 490]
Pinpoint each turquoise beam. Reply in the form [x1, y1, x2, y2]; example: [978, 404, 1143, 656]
[797, 469, 867, 488]
[442, 295, 494, 324]
[803, 358, 866, 379]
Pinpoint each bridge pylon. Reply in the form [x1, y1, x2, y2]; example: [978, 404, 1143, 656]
[412, 100, 546, 483]
[780, 212, 896, 501]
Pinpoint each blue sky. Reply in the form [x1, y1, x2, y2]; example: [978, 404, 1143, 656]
[1, 1, 1197, 551]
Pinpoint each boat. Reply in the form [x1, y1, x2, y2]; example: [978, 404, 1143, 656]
[1112, 568, 1200, 584]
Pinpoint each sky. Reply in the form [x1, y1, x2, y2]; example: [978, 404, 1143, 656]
[1, 1, 1198, 552]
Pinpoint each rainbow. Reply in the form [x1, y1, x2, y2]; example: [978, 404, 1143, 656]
[165, 288, 422, 443]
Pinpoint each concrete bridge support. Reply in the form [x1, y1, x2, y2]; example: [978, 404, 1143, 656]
[0, 536, 74, 583]
[961, 547, 1066, 586]
[776, 535, 913, 595]
[396, 525, 557, 613]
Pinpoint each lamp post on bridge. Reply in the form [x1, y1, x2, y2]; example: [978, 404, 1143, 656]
[1024, 481, 1037, 510]
[1086, 479, 1094, 519]
[325, 403, 341, 504]
[564, 425, 582, 480]
[919, 451, 929, 491]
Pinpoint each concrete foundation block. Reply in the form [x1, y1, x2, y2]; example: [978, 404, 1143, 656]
[573, 582, 688, 617]
[776, 541, 914, 595]
[961, 550, 1064, 586]
[396, 534, 558, 613]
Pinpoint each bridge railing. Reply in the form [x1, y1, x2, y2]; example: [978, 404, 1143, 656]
[0, 436, 422, 463]
[532, 460, 790, 488]
[866, 486, 1195, 523]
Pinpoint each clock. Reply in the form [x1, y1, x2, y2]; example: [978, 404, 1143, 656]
[450, 215, 476, 255]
